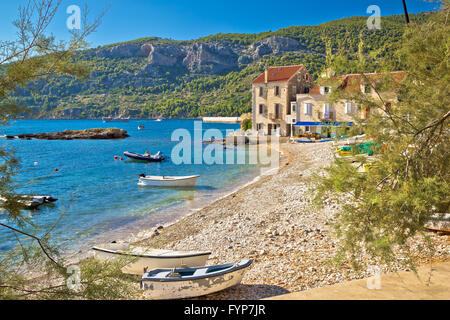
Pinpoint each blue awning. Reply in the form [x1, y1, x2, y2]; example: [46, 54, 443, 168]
[294, 121, 353, 127]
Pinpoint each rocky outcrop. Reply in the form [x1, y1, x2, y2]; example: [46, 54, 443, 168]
[240, 36, 310, 64]
[148, 44, 184, 67]
[182, 42, 240, 73]
[11, 128, 129, 140]
[83, 36, 313, 73]
[86, 44, 152, 59]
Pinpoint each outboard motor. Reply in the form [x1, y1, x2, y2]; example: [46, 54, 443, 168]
[139, 173, 146, 178]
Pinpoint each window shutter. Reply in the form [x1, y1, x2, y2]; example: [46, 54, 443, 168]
[345, 102, 352, 114]
[304, 103, 311, 115]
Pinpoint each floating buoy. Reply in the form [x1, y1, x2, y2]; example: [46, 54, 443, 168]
[114, 156, 118, 160]
[34, 162, 38, 166]
[120, 157, 123, 161]
[54, 168, 59, 172]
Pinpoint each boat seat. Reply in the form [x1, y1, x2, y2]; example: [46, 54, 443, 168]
[192, 268, 209, 277]
[153, 271, 172, 279]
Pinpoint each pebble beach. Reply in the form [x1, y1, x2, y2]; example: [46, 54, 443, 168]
[135, 141, 449, 300]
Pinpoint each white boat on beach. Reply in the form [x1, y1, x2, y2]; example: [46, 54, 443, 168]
[92, 243, 211, 275]
[138, 174, 200, 187]
[141, 259, 253, 299]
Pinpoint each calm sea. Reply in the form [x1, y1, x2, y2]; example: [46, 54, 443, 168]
[0, 119, 260, 252]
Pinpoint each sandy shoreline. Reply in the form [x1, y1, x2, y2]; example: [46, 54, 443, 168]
[132, 141, 448, 300]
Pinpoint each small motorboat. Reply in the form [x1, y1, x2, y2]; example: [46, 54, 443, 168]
[138, 125, 145, 130]
[155, 118, 163, 122]
[92, 243, 211, 275]
[138, 174, 200, 187]
[141, 259, 253, 299]
[123, 151, 165, 162]
[0, 195, 58, 210]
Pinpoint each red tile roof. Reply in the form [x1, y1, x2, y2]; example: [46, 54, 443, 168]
[253, 65, 305, 84]
[309, 71, 407, 94]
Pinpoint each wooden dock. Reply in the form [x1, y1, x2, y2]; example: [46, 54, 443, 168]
[202, 117, 241, 123]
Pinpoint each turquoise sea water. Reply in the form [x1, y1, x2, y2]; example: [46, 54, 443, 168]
[0, 120, 260, 252]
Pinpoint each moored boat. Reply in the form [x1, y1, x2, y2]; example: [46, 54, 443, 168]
[138, 125, 145, 130]
[138, 174, 200, 187]
[141, 259, 253, 299]
[0, 195, 58, 210]
[123, 151, 165, 162]
[92, 243, 211, 275]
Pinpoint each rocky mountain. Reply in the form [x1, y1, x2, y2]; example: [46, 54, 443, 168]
[83, 35, 312, 74]
[14, 13, 427, 119]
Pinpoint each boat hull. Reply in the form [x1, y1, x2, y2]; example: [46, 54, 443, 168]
[138, 175, 199, 187]
[123, 151, 165, 162]
[142, 268, 247, 300]
[93, 246, 210, 275]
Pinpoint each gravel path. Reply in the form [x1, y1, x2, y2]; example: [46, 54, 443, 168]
[136, 142, 449, 300]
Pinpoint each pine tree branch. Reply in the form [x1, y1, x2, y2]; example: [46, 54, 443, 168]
[0, 223, 60, 266]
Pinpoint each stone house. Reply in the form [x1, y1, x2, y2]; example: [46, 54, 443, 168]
[251, 65, 313, 136]
[293, 71, 407, 136]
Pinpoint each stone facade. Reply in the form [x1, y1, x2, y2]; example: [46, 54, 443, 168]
[252, 65, 313, 136]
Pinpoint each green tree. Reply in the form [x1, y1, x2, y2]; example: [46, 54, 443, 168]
[316, 1, 449, 270]
[0, 1, 139, 299]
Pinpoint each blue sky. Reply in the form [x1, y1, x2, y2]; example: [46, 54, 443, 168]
[0, 0, 440, 47]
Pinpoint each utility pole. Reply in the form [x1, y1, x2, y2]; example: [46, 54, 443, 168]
[402, 0, 410, 24]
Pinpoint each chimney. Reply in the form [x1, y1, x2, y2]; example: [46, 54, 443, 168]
[264, 68, 268, 83]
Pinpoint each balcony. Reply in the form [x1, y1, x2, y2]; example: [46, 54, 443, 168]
[268, 113, 281, 120]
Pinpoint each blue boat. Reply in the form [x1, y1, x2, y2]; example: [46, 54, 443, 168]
[296, 139, 313, 143]
[123, 151, 165, 162]
[318, 139, 333, 143]
[141, 259, 253, 299]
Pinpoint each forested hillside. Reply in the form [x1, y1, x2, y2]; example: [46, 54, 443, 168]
[13, 12, 429, 119]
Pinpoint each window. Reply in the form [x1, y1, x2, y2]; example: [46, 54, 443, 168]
[259, 87, 264, 97]
[305, 126, 310, 132]
[275, 104, 280, 118]
[323, 104, 330, 114]
[304, 87, 310, 94]
[304, 103, 312, 115]
[259, 104, 264, 114]
[320, 86, 330, 95]
[275, 86, 280, 96]
[305, 74, 309, 81]
[345, 102, 352, 114]
[292, 86, 297, 97]
[292, 103, 296, 113]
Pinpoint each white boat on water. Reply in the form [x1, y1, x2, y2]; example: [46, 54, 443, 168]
[138, 174, 200, 187]
[141, 259, 253, 300]
[92, 243, 211, 275]
[0, 195, 57, 209]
